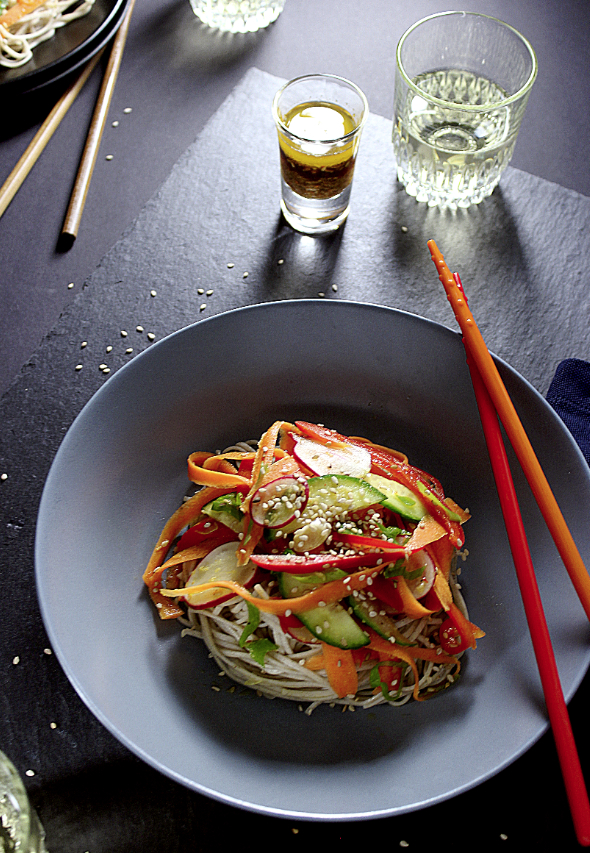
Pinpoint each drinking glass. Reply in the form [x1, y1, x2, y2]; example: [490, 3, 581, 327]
[0, 750, 46, 852]
[189, 0, 285, 33]
[272, 74, 369, 234]
[392, 12, 537, 209]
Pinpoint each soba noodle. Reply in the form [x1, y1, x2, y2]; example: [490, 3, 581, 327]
[1, 0, 95, 69]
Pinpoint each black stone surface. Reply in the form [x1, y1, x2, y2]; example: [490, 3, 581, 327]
[1, 67, 590, 852]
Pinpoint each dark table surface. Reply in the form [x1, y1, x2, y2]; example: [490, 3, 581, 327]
[2, 1, 590, 851]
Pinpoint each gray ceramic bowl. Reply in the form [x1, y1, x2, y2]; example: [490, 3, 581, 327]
[35, 300, 590, 820]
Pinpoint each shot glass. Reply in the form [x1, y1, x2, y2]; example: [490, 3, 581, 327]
[272, 74, 369, 234]
[189, 0, 285, 33]
[392, 12, 537, 209]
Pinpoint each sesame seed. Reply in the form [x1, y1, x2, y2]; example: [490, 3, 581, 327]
[206, 289, 213, 296]
[199, 304, 206, 311]
[67, 282, 74, 289]
[25, 770, 35, 777]
[121, 330, 128, 337]
[102, 368, 111, 374]
[500, 834, 508, 842]
[318, 292, 325, 297]
[332, 284, 338, 292]
[99, 363, 107, 369]
[197, 288, 204, 295]
[125, 347, 133, 354]
[243, 271, 249, 278]
[399, 841, 409, 848]
[211, 685, 220, 692]
[123, 107, 132, 114]
[112, 120, 119, 127]
[43, 648, 52, 655]
[75, 364, 83, 371]
[147, 333, 155, 341]
[105, 154, 114, 161]
[278, 259, 284, 265]
[227, 262, 234, 268]
[401, 225, 408, 233]
[150, 289, 157, 297]
[81, 341, 87, 348]
[12, 656, 19, 665]
[50, 722, 57, 729]
[106, 345, 112, 353]
[136, 325, 143, 333]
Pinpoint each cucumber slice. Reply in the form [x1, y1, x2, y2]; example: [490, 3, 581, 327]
[348, 596, 416, 646]
[364, 472, 462, 523]
[279, 571, 369, 650]
[281, 475, 386, 552]
[364, 473, 425, 522]
[307, 474, 385, 512]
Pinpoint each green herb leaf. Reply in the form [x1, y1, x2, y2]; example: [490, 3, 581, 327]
[246, 638, 278, 667]
[210, 492, 243, 521]
[383, 559, 406, 579]
[238, 602, 260, 647]
[369, 661, 405, 701]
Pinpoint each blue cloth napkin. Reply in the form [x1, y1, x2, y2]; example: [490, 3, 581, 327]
[546, 358, 590, 466]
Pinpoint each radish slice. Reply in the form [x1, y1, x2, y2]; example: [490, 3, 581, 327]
[183, 542, 257, 609]
[250, 475, 309, 528]
[293, 435, 371, 478]
[406, 550, 436, 599]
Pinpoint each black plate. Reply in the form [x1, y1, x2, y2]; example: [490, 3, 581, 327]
[0, 0, 127, 95]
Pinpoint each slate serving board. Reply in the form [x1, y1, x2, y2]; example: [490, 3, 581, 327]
[1, 67, 590, 851]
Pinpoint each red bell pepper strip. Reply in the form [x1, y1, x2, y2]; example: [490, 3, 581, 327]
[249, 550, 403, 574]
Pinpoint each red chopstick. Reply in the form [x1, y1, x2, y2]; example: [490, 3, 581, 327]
[452, 270, 590, 846]
[427, 240, 590, 623]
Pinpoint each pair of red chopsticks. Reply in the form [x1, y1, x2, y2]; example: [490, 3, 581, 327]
[428, 240, 590, 847]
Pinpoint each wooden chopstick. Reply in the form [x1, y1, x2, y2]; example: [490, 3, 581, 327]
[61, 0, 136, 242]
[454, 271, 590, 846]
[428, 239, 590, 622]
[0, 52, 102, 220]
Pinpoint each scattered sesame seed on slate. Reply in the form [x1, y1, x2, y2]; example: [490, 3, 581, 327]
[102, 368, 111, 374]
[67, 282, 74, 289]
[500, 834, 508, 841]
[123, 107, 132, 114]
[206, 289, 213, 296]
[106, 345, 113, 353]
[332, 284, 338, 292]
[243, 271, 248, 278]
[25, 770, 35, 777]
[12, 656, 19, 665]
[278, 259, 284, 265]
[136, 325, 144, 333]
[81, 341, 87, 348]
[112, 120, 119, 127]
[43, 648, 52, 655]
[401, 225, 408, 233]
[50, 722, 57, 729]
[197, 288, 204, 295]
[199, 304, 206, 311]
[227, 262, 234, 268]
[399, 842, 409, 849]
[99, 363, 107, 370]
[318, 292, 325, 297]
[75, 364, 83, 371]
[121, 330, 128, 337]
[150, 289, 157, 297]
[125, 347, 133, 354]
[105, 155, 114, 161]
[1, 473, 8, 481]
[147, 333, 155, 341]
